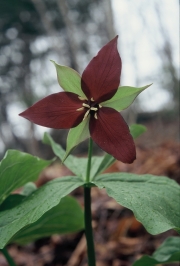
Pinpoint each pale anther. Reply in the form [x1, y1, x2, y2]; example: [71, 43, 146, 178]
[83, 110, 90, 120]
[99, 104, 102, 108]
[82, 103, 90, 108]
[90, 107, 98, 111]
[76, 107, 84, 111]
[78, 96, 87, 101]
[91, 97, 95, 101]
[94, 113, 98, 119]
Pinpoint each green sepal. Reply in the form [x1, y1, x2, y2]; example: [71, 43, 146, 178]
[129, 124, 147, 139]
[11, 196, 84, 245]
[0, 150, 53, 205]
[101, 84, 152, 111]
[51, 60, 87, 98]
[94, 173, 180, 235]
[63, 117, 90, 162]
[0, 176, 84, 248]
[133, 237, 180, 266]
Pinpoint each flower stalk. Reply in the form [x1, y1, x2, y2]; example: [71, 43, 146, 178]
[86, 138, 93, 183]
[84, 138, 96, 265]
[0, 248, 17, 266]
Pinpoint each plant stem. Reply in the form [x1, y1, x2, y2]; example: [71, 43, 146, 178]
[84, 187, 96, 265]
[0, 248, 17, 266]
[84, 138, 96, 266]
[86, 138, 93, 183]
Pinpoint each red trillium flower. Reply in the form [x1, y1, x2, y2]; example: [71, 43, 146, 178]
[19, 36, 136, 163]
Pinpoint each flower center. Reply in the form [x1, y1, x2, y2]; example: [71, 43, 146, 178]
[76, 97, 102, 120]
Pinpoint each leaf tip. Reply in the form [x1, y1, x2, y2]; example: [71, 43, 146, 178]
[42, 132, 50, 145]
[145, 83, 153, 89]
[61, 155, 67, 164]
[50, 59, 55, 65]
[50, 60, 59, 69]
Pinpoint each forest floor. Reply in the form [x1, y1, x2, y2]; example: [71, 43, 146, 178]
[0, 119, 179, 266]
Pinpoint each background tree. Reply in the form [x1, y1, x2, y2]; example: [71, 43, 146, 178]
[0, 0, 178, 159]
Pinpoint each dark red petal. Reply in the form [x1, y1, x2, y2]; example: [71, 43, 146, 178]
[19, 92, 85, 129]
[81, 36, 122, 103]
[89, 107, 136, 163]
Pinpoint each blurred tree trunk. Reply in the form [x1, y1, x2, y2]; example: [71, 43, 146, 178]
[30, 0, 60, 54]
[155, 3, 179, 110]
[104, 0, 116, 40]
[31, 0, 56, 36]
[21, 39, 41, 156]
[57, 0, 79, 71]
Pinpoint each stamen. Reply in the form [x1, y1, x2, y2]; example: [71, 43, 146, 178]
[82, 103, 90, 108]
[90, 107, 98, 111]
[76, 107, 84, 111]
[94, 113, 98, 119]
[78, 96, 87, 101]
[91, 97, 95, 101]
[83, 109, 90, 120]
[99, 104, 102, 108]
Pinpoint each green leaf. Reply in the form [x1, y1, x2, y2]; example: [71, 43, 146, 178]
[43, 122, 146, 182]
[133, 237, 180, 266]
[51, 60, 86, 98]
[89, 156, 105, 180]
[0, 176, 84, 248]
[20, 182, 37, 196]
[63, 118, 90, 162]
[0, 183, 37, 212]
[11, 196, 84, 245]
[43, 132, 86, 179]
[91, 124, 146, 180]
[101, 84, 152, 111]
[43, 132, 103, 181]
[91, 154, 115, 181]
[0, 194, 25, 212]
[129, 124, 147, 139]
[94, 173, 180, 234]
[0, 150, 52, 204]
[175, 228, 180, 234]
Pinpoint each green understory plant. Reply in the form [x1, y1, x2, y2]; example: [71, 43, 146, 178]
[0, 36, 179, 266]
